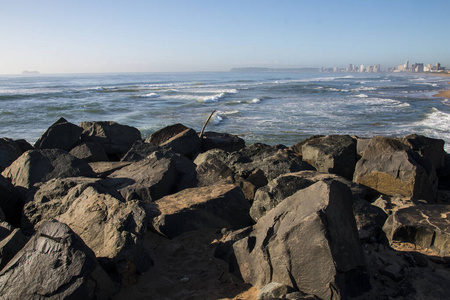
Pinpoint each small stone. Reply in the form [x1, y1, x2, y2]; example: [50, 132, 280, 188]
[180, 275, 189, 283]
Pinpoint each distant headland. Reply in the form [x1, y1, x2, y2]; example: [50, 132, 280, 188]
[22, 70, 40, 75]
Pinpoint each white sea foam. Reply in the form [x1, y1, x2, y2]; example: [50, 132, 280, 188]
[251, 98, 261, 103]
[213, 113, 223, 125]
[140, 93, 160, 98]
[199, 92, 227, 103]
[356, 94, 368, 98]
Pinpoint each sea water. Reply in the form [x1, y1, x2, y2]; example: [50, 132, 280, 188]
[0, 72, 449, 152]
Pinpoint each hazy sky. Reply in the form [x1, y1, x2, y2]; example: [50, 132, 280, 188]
[1, 0, 449, 74]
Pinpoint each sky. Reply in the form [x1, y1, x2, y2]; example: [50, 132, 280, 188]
[1, 0, 449, 74]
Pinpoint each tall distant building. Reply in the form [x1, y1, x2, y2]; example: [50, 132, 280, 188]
[347, 64, 353, 72]
[360, 64, 365, 73]
[366, 65, 373, 73]
[373, 64, 380, 72]
[405, 60, 409, 71]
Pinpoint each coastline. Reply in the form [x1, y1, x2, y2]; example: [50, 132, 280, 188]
[429, 72, 450, 99]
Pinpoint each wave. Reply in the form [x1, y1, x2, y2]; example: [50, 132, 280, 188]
[140, 93, 160, 98]
[442, 99, 450, 106]
[213, 112, 223, 125]
[250, 98, 261, 103]
[355, 94, 368, 98]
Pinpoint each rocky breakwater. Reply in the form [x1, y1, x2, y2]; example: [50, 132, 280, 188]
[0, 117, 449, 299]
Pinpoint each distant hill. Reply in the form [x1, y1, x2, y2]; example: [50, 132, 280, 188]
[230, 67, 319, 73]
[22, 71, 40, 75]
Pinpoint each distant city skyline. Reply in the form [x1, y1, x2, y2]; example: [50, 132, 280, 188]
[1, 0, 449, 74]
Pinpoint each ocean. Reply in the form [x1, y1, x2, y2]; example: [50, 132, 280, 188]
[1, 72, 449, 152]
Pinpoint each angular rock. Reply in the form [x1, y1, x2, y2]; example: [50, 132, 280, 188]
[0, 221, 12, 240]
[89, 161, 131, 178]
[21, 177, 150, 283]
[202, 143, 314, 182]
[13, 139, 33, 153]
[145, 123, 189, 145]
[160, 128, 201, 158]
[437, 153, 450, 190]
[70, 141, 109, 162]
[80, 121, 142, 158]
[0, 228, 29, 270]
[121, 140, 159, 162]
[22, 177, 105, 234]
[0, 138, 23, 172]
[34, 117, 82, 151]
[301, 135, 357, 179]
[107, 150, 197, 202]
[371, 194, 418, 215]
[0, 174, 21, 227]
[195, 157, 234, 187]
[383, 204, 450, 256]
[150, 184, 252, 238]
[200, 131, 246, 152]
[0, 221, 117, 299]
[354, 136, 437, 202]
[1, 149, 95, 193]
[231, 180, 366, 300]
[402, 134, 445, 172]
[353, 199, 388, 241]
[250, 170, 366, 222]
[55, 191, 150, 284]
[289, 135, 324, 157]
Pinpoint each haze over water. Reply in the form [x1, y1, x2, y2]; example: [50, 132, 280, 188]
[1, 72, 449, 152]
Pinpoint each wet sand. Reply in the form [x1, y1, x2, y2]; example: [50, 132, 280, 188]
[429, 72, 450, 98]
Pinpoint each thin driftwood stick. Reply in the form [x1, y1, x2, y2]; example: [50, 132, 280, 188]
[199, 109, 216, 139]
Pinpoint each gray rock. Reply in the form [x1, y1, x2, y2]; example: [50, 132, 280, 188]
[402, 134, 445, 172]
[301, 135, 357, 179]
[0, 228, 29, 270]
[89, 161, 131, 178]
[195, 157, 234, 187]
[0, 221, 117, 299]
[107, 150, 197, 202]
[145, 123, 189, 145]
[250, 170, 366, 222]
[150, 184, 252, 238]
[289, 135, 324, 156]
[34, 117, 82, 151]
[353, 136, 438, 202]
[0, 221, 13, 240]
[0, 138, 23, 172]
[231, 180, 366, 300]
[22, 177, 107, 234]
[200, 131, 246, 152]
[21, 177, 150, 284]
[1, 149, 95, 192]
[353, 199, 388, 241]
[70, 141, 109, 162]
[146, 124, 201, 159]
[383, 204, 450, 256]
[80, 121, 142, 157]
[121, 140, 159, 162]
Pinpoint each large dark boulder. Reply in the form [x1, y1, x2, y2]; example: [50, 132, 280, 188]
[354, 136, 438, 202]
[250, 170, 366, 222]
[22, 177, 150, 284]
[107, 150, 197, 202]
[301, 135, 357, 179]
[121, 140, 159, 162]
[0, 138, 23, 172]
[200, 131, 246, 152]
[0, 221, 117, 299]
[80, 121, 142, 158]
[1, 149, 95, 193]
[401, 134, 445, 172]
[383, 204, 450, 256]
[34, 117, 82, 151]
[197, 144, 314, 182]
[69, 141, 109, 162]
[230, 180, 367, 299]
[150, 184, 253, 239]
[146, 124, 201, 158]
[145, 123, 189, 145]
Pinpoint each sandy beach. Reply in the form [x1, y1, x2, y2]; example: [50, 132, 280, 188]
[430, 72, 450, 98]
